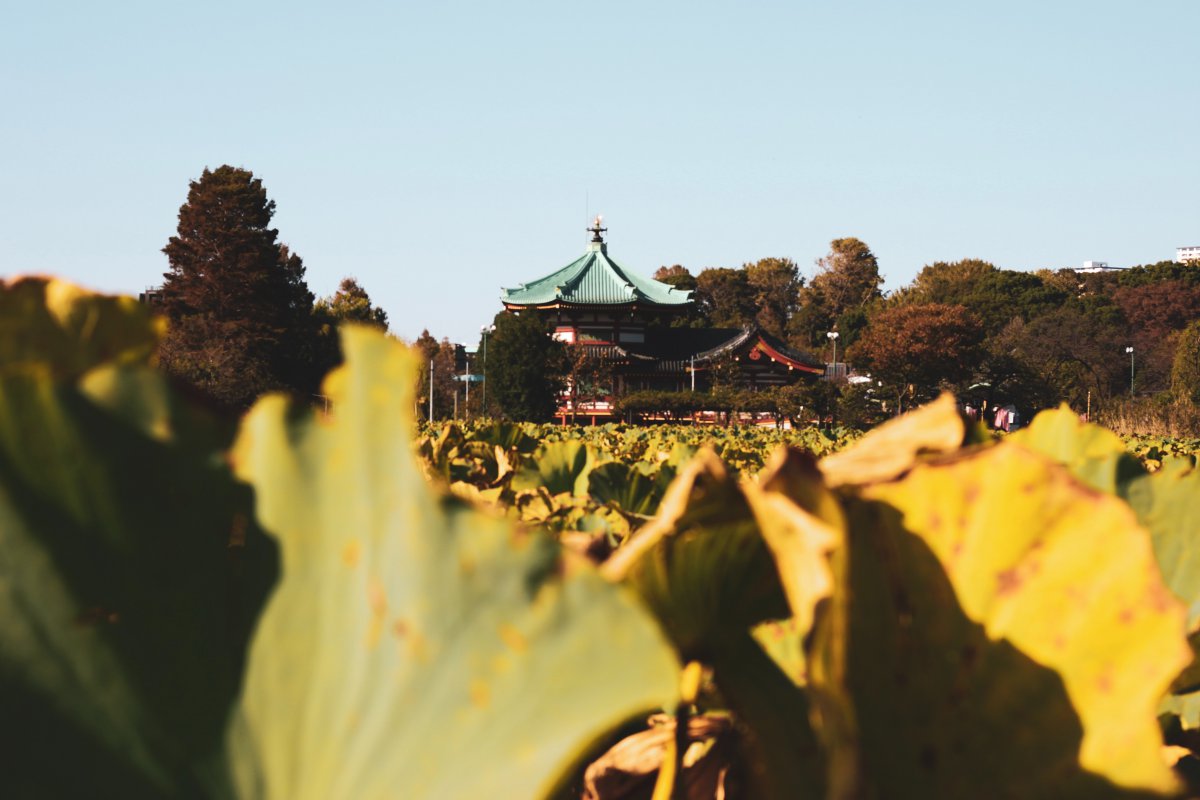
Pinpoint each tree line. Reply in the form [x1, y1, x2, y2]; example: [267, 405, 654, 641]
[651, 242, 1200, 427]
[154, 165, 1200, 429]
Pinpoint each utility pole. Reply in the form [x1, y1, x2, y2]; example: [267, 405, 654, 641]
[1126, 346, 1135, 396]
[690, 355, 695, 391]
[429, 358, 434, 424]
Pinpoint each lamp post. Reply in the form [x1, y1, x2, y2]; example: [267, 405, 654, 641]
[1126, 346, 1135, 396]
[826, 331, 840, 379]
[428, 358, 434, 424]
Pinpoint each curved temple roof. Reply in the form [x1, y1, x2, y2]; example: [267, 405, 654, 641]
[501, 241, 692, 308]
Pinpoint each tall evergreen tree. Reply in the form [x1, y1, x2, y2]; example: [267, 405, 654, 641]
[484, 311, 565, 422]
[159, 166, 317, 408]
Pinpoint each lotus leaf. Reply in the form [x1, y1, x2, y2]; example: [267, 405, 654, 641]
[819, 392, 963, 487]
[512, 438, 602, 496]
[228, 327, 679, 799]
[834, 443, 1188, 796]
[0, 276, 164, 377]
[0, 281, 271, 796]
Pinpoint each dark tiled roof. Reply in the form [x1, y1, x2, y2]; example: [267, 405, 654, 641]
[616, 325, 823, 373]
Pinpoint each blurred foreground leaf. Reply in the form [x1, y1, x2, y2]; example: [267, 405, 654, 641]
[228, 327, 679, 799]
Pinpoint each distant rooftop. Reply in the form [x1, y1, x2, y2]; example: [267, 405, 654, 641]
[500, 218, 693, 308]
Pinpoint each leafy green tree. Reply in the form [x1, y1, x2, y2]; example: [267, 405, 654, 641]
[792, 238, 883, 349]
[316, 277, 389, 330]
[745, 257, 802, 338]
[850, 303, 984, 411]
[964, 270, 1069, 335]
[652, 264, 698, 292]
[1118, 261, 1200, 289]
[484, 311, 565, 421]
[310, 277, 390, 378]
[159, 166, 317, 408]
[693, 267, 757, 328]
[1005, 307, 1130, 406]
[907, 258, 997, 305]
[808, 238, 883, 319]
[1172, 321, 1200, 404]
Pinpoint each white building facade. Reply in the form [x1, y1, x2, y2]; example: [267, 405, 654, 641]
[1178, 246, 1200, 263]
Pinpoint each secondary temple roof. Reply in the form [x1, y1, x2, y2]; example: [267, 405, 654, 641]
[501, 218, 692, 308]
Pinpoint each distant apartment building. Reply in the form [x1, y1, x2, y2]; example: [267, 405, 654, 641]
[1076, 260, 1125, 274]
[1179, 246, 1200, 264]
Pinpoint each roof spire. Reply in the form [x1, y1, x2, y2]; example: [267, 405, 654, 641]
[587, 214, 607, 244]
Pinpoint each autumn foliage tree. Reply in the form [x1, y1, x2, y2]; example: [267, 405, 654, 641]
[159, 166, 318, 409]
[792, 238, 883, 349]
[413, 330, 459, 420]
[851, 303, 983, 411]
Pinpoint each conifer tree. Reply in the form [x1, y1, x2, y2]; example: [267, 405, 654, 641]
[159, 166, 317, 408]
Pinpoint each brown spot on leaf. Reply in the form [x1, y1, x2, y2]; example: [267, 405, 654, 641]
[470, 678, 490, 709]
[964, 484, 981, 504]
[1118, 608, 1135, 625]
[342, 539, 361, 568]
[498, 623, 528, 653]
[996, 567, 1022, 596]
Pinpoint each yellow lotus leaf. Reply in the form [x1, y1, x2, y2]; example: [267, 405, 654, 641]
[819, 392, 963, 488]
[853, 443, 1188, 795]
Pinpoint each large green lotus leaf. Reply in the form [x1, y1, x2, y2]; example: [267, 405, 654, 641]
[1009, 405, 1144, 494]
[602, 450, 821, 799]
[588, 461, 674, 519]
[0, 276, 164, 376]
[0, 360, 273, 797]
[835, 443, 1188, 796]
[819, 392, 963, 488]
[602, 450, 790, 655]
[228, 327, 678, 799]
[512, 438, 602, 496]
[1122, 464, 1200, 632]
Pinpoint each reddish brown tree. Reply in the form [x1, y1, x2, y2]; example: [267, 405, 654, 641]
[851, 303, 984, 410]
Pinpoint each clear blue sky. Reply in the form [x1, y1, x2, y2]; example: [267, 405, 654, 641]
[3, 1, 1198, 343]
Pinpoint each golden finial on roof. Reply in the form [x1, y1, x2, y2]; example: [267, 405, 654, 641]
[587, 214, 607, 243]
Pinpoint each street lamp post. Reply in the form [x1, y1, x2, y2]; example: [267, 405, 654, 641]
[826, 331, 840, 379]
[1126, 346, 1135, 396]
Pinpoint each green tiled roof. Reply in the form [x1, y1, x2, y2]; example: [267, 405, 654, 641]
[501, 242, 692, 307]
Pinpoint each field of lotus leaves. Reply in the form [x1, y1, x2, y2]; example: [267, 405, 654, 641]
[6, 276, 1200, 799]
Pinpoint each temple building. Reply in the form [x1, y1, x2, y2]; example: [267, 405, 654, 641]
[500, 218, 824, 422]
